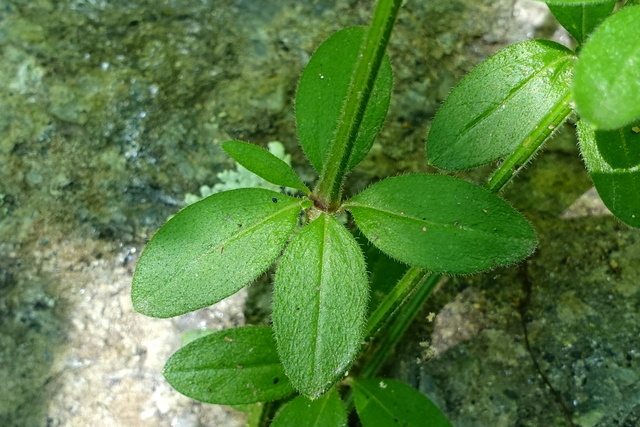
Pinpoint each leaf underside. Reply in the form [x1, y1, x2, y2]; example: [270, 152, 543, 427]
[163, 326, 294, 405]
[132, 188, 302, 318]
[577, 120, 640, 228]
[273, 213, 369, 398]
[296, 26, 392, 173]
[573, 5, 640, 129]
[426, 39, 574, 170]
[346, 174, 537, 274]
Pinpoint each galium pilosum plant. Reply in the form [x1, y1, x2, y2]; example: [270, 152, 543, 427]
[131, 0, 640, 425]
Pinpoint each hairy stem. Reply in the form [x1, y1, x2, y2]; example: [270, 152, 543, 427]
[349, 92, 575, 410]
[313, 0, 402, 211]
[487, 91, 574, 193]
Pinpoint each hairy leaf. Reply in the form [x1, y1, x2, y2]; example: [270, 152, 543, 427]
[548, 1, 615, 44]
[345, 174, 537, 274]
[296, 26, 392, 172]
[577, 120, 640, 228]
[354, 378, 451, 427]
[222, 141, 309, 193]
[273, 213, 368, 398]
[163, 326, 294, 405]
[574, 5, 640, 129]
[271, 388, 347, 427]
[426, 40, 574, 170]
[132, 188, 302, 318]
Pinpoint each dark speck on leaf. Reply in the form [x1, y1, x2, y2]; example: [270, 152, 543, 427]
[273, 377, 280, 384]
[272, 197, 278, 203]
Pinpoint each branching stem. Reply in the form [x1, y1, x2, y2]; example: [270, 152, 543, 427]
[312, 0, 403, 211]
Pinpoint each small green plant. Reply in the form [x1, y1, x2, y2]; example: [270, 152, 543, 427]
[131, 0, 639, 425]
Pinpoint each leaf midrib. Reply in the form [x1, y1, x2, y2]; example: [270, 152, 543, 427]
[346, 202, 531, 241]
[169, 361, 284, 374]
[168, 200, 302, 283]
[356, 383, 400, 424]
[457, 54, 572, 138]
[310, 215, 330, 386]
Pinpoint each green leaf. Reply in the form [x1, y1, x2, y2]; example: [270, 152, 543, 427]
[296, 26, 392, 172]
[162, 326, 294, 405]
[345, 174, 537, 274]
[548, 1, 615, 45]
[537, 0, 617, 4]
[573, 5, 640, 129]
[426, 40, 575, 170]
[221, 141, 310, 193]
[181, 329, 216, 346]
[271, 388, 347, 427]
[273, 213, 369, 398]
[353, 378, 451, 427]
[577, 120, 640, 228]
[132, 188, 302, 318]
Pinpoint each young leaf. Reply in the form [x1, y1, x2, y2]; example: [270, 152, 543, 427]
[547, 1, 616, 45]
[221, 141, 310, 193]
[577, 120, 640, 228]
[353, 378, 451, 427]
[271, 388, 347, 427]
[426, 40, 575, 170]
[163, 326, 294, 405]
[573, 5, 640, 129]
[296, 26, 392, 173]
[273, 213, 369, 398]
[344, 174, 537, 274]
[132, 188, 302, 318]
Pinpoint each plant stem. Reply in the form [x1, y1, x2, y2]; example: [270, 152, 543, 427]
[486, 92, 574, 193]
[366, 266, 425, 337]
[362, 271, 442, 379]
[313, 0, 402, 211]
[344, 270, 441, 409]
[349, 93, 575, 408]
